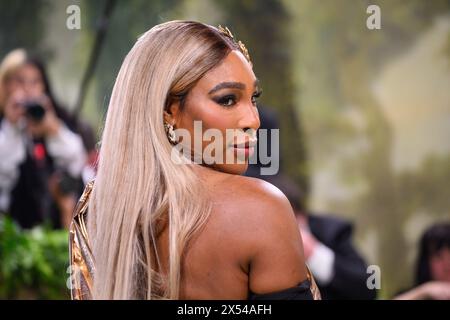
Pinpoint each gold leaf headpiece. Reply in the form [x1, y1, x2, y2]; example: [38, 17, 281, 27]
[217, 25, 252, 64]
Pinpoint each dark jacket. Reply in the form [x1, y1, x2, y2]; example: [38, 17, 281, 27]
[308, 214, 377, 300]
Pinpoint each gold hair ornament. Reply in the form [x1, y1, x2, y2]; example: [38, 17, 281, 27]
[217, 25, 251, 64]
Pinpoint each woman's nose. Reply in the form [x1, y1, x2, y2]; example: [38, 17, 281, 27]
[240, 103, 260, 132]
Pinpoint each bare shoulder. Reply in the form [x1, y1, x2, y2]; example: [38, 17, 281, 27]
[195, 170, 308, 295]
[227, 174, 302, 244]
[200, 172, 299, 245]
[216, 174, 308, 294]
[218, 174, 296, 226]
[195, 167, 296, 232]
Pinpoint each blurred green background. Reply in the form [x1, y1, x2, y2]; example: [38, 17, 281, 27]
[0, 0, 449, 299]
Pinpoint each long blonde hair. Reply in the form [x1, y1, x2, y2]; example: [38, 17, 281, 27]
[89, 21, 241, 299]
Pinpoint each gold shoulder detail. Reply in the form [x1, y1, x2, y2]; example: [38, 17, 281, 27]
[72, 180, 94, 219]
[69, 180, 95, 300]
[306, 266, 322, 300]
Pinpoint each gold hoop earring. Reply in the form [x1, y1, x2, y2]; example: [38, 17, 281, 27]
[164, 122, 177, 145]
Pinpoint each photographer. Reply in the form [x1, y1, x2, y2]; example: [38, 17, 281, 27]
[0, 49, 86, 228]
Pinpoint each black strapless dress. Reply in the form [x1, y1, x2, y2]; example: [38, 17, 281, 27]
[248, 279, 317, 300]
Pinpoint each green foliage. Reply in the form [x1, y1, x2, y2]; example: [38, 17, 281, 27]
[0, 216, 69, 299]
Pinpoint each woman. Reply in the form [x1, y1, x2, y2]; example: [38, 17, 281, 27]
[0, 49, 86, 228]
[395, 222, 450, 300]
[70, 20, 320, 300]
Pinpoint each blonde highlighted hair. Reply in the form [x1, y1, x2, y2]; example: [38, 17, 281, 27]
[89, 21, 243, 299]
[0, 48, 27, 111]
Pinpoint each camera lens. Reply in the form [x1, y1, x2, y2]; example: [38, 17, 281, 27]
[24, 101, 46, 122]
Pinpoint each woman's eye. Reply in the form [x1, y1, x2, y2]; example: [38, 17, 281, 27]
[251, 91, 262, 105]
[216, 95, 236, 107]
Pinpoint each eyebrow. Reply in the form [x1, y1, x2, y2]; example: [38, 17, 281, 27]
[208, 79, 260, 95]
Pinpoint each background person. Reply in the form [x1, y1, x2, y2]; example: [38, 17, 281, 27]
[395, 222, 450, 300]
[0, 49, 86, 228]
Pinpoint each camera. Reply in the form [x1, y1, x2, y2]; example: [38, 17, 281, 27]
[22, 100, 46, 122]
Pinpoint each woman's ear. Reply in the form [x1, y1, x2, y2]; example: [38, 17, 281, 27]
[164, 101, 181, 126]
